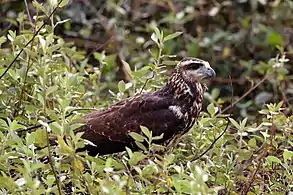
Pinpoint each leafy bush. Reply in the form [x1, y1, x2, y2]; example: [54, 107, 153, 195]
[0, 1, 292, 194]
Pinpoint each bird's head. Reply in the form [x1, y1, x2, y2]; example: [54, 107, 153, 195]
[176, 57, 216, 82]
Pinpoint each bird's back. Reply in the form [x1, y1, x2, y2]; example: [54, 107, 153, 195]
[77, 92, 188, 155]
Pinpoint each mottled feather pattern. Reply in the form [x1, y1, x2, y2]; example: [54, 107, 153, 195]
[73, 57, 214, 155]
[77, 94, 185, 155]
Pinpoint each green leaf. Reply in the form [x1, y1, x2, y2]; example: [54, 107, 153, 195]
[8, 30, 16, 41]
[266, 156, 282, 164]
[163, 32, 182, 42]
[49, 0, 58, 8]
[152, 133, 164, 140]
[10, 120, 26, 131]
[34, 129, 47, 148]
[165, 153, 175, 165]
[248, 138, 257, 148]
[125, 82, 132, 90]
[46, 86, 58, 96]
[73, 158, 84, 172]
[57, 135, 74, 153]
[229, 118, 240, 130]
[152, 27, 161, 41]
[238, 150, 252, 161]
[37, 94, 45, 107]
[267, 31, 284, 47]
[207, 103, 216, 116]
[211, 88, 220, 99]
[283, 149, 293, 162]
[135, 141, 147, 151]
[70, 123, 85, 131]
[0, 119, 8, 130]
[240, 118, 247, 130]
[140, 125, 151, 139]
[142, 164, 157, 177]
[59, 0, 70, 7]
[129, 132, 145, 142]
[162, 60, 178, 66]
[129, 152, 146, 166]
[125, 147, 133, 158]
[8, 69, 17, 80]
[118, 80, 126, 92]
[0, 36, 7, 47]
[18, 66, 26, 80]
[32, 0, 47, 14]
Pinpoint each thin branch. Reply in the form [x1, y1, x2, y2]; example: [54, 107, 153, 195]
[24, 0, 33, 26]
[191, 76, 234, 162]
[241, 143, 269, 194]
[122, 159, 135, 183]
[45, 127, 63, 195]
[191, 119, 230, 162]
[241, 124, 274, 194]
[139, 71, 155, 94]
[0, 0, 63, 80]
[139, 43, 163, 94]
[220, 75, 267, 114]
[86, 35, 114, 59]
[241, 158, 263, 195]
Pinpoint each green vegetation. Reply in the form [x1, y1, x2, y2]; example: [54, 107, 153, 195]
[0, 0, 292, 194]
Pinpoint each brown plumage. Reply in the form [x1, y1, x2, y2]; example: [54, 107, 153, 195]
[76, 57, 216, 155]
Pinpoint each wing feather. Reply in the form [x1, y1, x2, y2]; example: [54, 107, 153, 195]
[78, 93, 185, 155]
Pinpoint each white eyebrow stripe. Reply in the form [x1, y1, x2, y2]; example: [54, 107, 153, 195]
[179, 59, 211, 68]
[202, 61, 211, 68]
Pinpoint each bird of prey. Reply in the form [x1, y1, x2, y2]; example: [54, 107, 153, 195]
[76, 57, 216, 155]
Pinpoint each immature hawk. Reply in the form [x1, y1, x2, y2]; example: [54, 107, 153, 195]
[77, 57, 216, 155]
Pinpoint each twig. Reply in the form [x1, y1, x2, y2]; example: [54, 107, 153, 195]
[211, 77, 264, 84]
[220, 75, 267, 114]
[45, 127, 63, 195]
[24, 0, 33, 26]
[139, 71, 155, 94]
[241, 158, 262, 195]
[191, 76, 234, 162]
[241, 143, 269, 195]
[191, 119, 230, 162]
[85, 35, 114, 59]
[0, 0, 63, 80]
[121, 159, 135, 185]
[241, 124, 273, 194]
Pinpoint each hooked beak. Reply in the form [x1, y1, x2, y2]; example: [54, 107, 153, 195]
[201, 67, 216, 79]
[206, 67, 216, 78]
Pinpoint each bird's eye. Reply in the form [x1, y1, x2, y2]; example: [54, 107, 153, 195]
[187, 63, 203, 70]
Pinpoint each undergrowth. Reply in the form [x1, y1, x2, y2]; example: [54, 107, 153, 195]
[0, 1, 292, 194]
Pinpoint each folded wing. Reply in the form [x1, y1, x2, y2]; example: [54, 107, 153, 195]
[77, 93, 186, 155]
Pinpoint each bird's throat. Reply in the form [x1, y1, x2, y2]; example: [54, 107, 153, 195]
[157, 70, 206, 118]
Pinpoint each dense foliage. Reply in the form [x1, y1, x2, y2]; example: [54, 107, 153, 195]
[0, 0, 292, 194]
